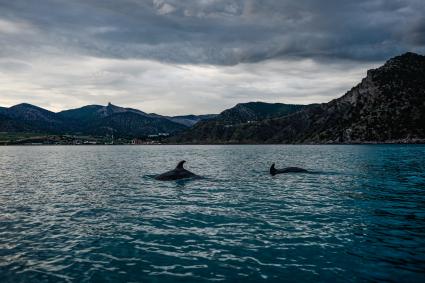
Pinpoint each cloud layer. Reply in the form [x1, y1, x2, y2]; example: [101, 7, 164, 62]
[0, 0, 424, 114]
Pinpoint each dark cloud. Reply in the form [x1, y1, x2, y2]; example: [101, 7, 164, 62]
[404, 17, 425, 45]
[0, 0, 424, 115]
[0, 0, 424, 65]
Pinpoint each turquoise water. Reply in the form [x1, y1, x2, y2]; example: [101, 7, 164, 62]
[0, 145, 424, 282]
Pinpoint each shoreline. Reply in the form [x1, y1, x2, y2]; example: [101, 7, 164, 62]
[1, 142, 425, 146]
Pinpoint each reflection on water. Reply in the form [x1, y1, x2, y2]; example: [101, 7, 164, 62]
[0, 145, 424, 282]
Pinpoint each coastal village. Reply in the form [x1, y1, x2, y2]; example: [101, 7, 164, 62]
[0, 133, 170, 146]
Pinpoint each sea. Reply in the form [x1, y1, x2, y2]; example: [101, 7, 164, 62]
[0, 145, 424, 282]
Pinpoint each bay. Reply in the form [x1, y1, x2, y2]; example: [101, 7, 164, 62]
[0, 145, 424, 282]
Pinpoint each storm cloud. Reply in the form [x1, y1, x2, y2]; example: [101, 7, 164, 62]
[0, 0, 424, 114]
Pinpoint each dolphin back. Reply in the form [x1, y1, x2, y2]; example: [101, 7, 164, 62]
[270, 163, 308, 175]
[155, 168, 198, 181]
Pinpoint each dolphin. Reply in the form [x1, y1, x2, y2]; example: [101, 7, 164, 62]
[155, 160, 200, 181]
[270, 163, 308, 175]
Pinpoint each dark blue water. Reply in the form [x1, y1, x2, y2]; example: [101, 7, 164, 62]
[0, 145, 424, 282]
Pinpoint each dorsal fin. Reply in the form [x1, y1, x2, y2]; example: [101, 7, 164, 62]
[270, 163, 276, 175]
[176, 160, 186, 169]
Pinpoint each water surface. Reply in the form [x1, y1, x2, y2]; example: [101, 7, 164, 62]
[0, 145, 424, 282]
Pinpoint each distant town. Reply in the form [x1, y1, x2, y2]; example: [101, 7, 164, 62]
[0, 132, 170, 146]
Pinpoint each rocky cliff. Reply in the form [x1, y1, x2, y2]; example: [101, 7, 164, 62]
[175, 52, 425, 143]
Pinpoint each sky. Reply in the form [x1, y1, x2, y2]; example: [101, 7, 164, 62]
[0, 0, 424, 115]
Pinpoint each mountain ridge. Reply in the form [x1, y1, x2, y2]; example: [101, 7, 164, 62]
[0, 103, 198, 137]
[174, 52, 425, 144]
[1, 52, 424, 143]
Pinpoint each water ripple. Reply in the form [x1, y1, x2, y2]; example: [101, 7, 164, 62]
[1, 145, 425, 282]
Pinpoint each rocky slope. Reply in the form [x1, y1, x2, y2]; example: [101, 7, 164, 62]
[217, 102, 308, 124]
[175, 52, 425, 143]
[171, 102, 310, 142]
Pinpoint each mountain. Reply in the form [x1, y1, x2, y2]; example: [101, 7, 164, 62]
[60, 103, 187, 136]
[0, 102, 213, 137]
[175, 52, 425, 144]
[85, 112, 187, 137]
[59, 103, 213, 130]
[216, 102, 308, 124]
[0, 103, 189, 137]
[172, 102, 311, 142]
[0, 112, 29, 132]
[2, 52, 423, 143]
[59, 102, 150, 122]
[2, 103, 67, 133]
